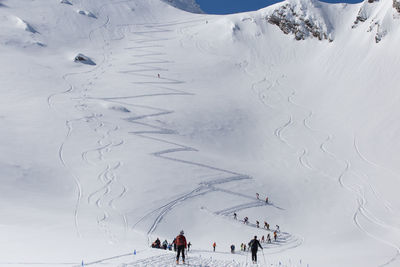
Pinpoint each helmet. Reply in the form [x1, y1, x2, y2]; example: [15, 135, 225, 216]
[180, 230, 184, 235]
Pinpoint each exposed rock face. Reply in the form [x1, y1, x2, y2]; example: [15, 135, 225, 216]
[394, 0, 400, 13]
[266, 3, 331, 41]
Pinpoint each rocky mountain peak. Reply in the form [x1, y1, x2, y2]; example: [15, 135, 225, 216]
[265, 0, 332, 41]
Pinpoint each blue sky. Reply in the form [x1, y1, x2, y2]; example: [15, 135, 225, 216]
[196, 0, 363, 14]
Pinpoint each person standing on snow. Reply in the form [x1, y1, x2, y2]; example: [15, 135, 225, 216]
[188, 242, 191, 251]
[212, 242, 216, 252]
[173, 237, 177, 251]
[175, 230, 187, 264]
[234, 212, 237, 220]
[256, 193, 260, 199]
[256, 221, 260, 228]
[248, 236, 263, 264]
[230, 244, 235, 253]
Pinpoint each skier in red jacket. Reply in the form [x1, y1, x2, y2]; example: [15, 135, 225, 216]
[175, 230, 187, 264]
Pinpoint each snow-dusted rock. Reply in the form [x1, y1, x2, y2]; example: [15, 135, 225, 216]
[161, 0, 203, 14]
[266, 1, 331, 41]
[74, 53, 96, 65]
[77, 9, 97, 19]
[394, 0, 400, 13]
[352, 0, 397, 43]
[352, 0, 378, 28]
[60, 0, 72, 5]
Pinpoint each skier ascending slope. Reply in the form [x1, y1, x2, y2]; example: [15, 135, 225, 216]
[248, 236, 263, 264]
[175, 230, 187, 265]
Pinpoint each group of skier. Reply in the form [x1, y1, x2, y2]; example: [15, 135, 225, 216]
[151, 193, 277, 264]
[160, 231, 267, 264]
[151, 235, 191, 254]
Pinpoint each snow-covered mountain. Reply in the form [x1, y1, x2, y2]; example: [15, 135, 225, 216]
[162, 0, 203, 13]
[1, 0, 400, 266]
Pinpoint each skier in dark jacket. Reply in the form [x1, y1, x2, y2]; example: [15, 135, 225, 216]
[175, 230, 187, 264]
[248, 236, 263, 263]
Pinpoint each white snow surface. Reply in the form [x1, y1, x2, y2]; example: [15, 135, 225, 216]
[0, 0, 400, 266]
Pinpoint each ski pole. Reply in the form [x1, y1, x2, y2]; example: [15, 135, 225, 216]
[262, 249, 267, 265]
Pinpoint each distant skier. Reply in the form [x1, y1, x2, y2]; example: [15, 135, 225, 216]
[230, 244, 235, 253]
[274, 231, 278, 241]
[234, 212, 237, 220]
[256, 221, 260, 228]
[243, 217, 249, 224]
[213, 242, 216, 252]
[248, 236, 263, 264]
[157, 73, 160, 78]
[261, 235, 265, 243]
[152, 238, 161, 248]
[264, 221, 269, 230]
[256, 193, 260, 199]
[162, 239, 168, 250]
[267, 233, 272, 243]
[276, 225, 280, 232]
[175, 230, 187, 264]
[188, 242, 191, 251]
[265, 196, 269, 203]
[240, 243, 244, 251]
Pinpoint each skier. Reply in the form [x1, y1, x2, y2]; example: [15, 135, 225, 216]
[256, 193, 260, 199]
[267, 233, 272, 243]
[243, 244, 247, 251]
[188, 242, 191, 251]
[157, 73, 160, 78]
[256, 221, 260, 228]
[243, 217, 249, 224]
[240, 243, 244, 251]
[154, 238, 161, 248]
[261, 235, 265, 243]
[175, 230, 187, 264]
[234, 212, 237, 220]
[162, 239, 168, 250]
[213, 242, 216, 252]
[274, 231, 278, 241]
[265, 196, 269, 203]
[248, 236, 263, 264]
[230, 244, 235, 253]
[276, 225, 280, 232]
[264, 221, 269, 230]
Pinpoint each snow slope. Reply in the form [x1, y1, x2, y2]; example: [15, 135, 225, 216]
[0, 0, 399, 266]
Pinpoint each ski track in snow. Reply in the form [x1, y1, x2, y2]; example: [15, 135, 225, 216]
[247, 63, 400, 265]
[47, 1, 133, 242]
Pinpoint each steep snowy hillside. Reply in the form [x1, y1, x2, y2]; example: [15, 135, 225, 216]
[0, 0, 400, 266]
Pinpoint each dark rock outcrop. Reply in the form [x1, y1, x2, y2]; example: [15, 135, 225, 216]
[74, 53, 96, 65]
